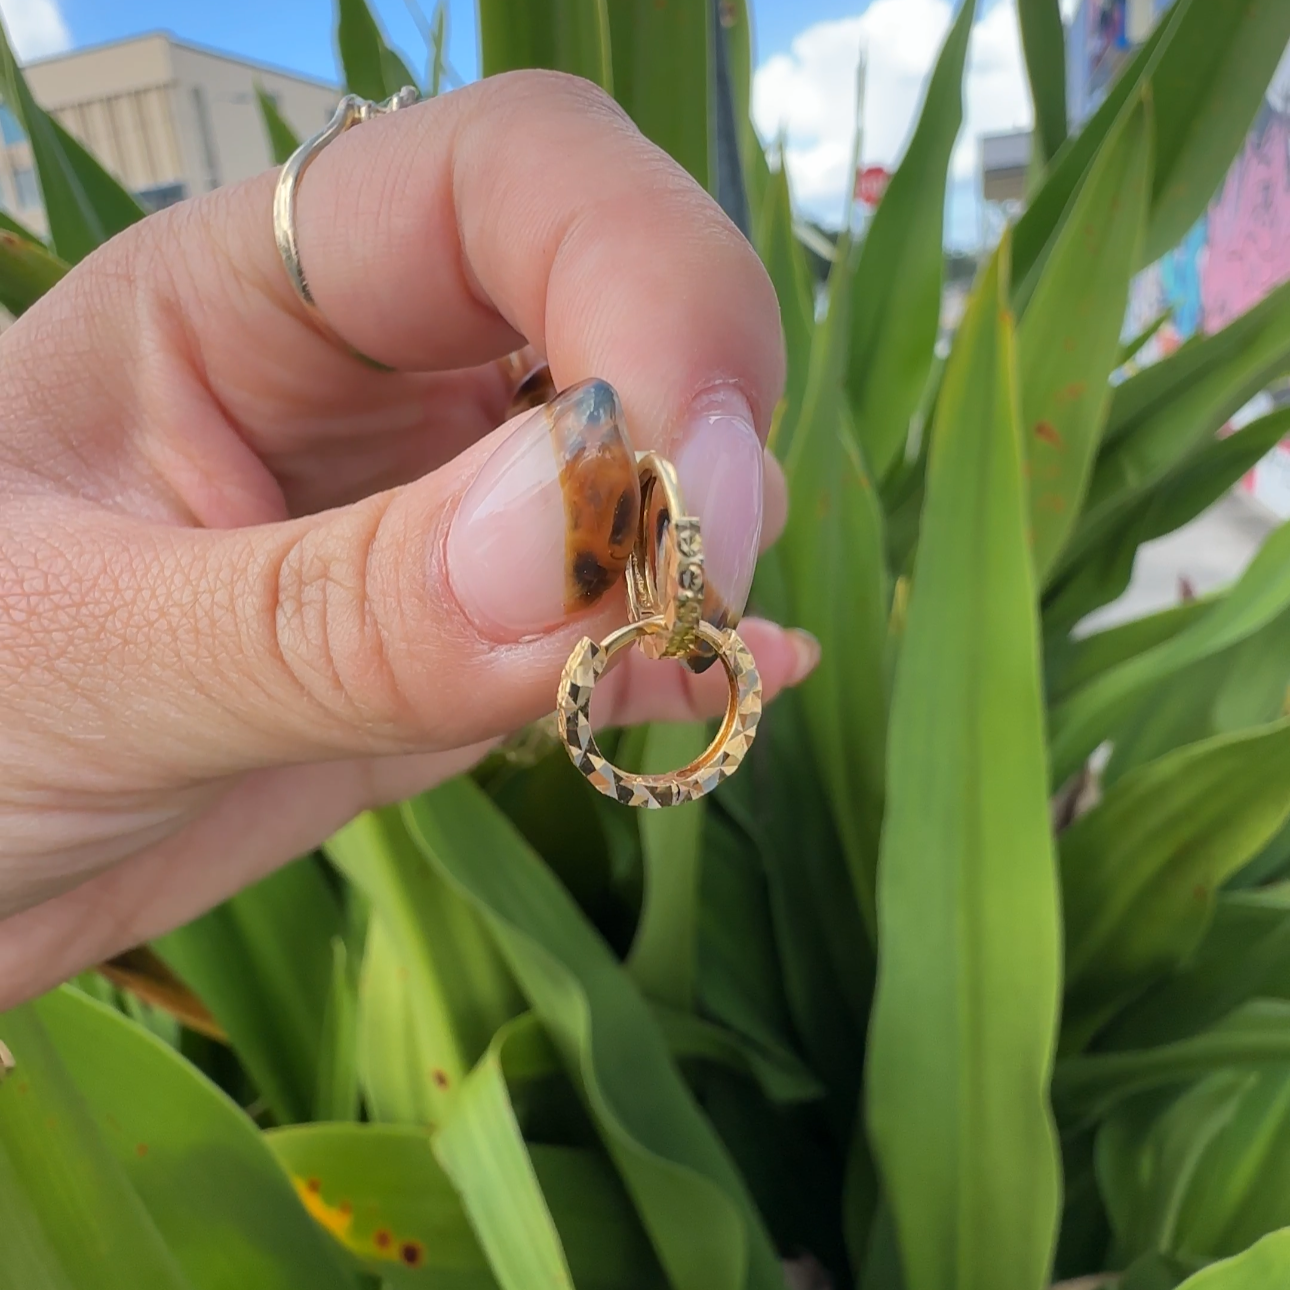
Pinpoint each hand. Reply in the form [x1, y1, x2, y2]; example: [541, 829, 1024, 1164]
[0, 71, 814, 1007]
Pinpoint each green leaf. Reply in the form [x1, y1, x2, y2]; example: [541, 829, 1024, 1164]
[865, 236, 1062, 1290]
[782, 247, 890, 934]
[0, 206, 41, 245]
[1057, 281, 1290, 587]
[155, 855, 345, 1125]
[1097, 886, 1290, 1051]
[624, 722, 707, 1011]
[1143, 0, 1290, 264]
[1047, 596, 1217, 705]
[1120, 309, 1174, 368]
[715, 686, 872, 1136]
[33, 986, 356, 1290]
[1018, 92, 1151, 580]
[1049, 522, 1290, 784]
[336, 0, 418, 99]
[1171, 1064, 1290, 1259]
[327, 808, 522, 1124]
[0, 1002, 192, 1290]
[1176, 1231, 1290, 1289]
[1103, 597, 1290, 786]
[354, 914, 439, 1124]
[1057, 1001, 1290, 1125]
[0, 226, 67, 315]
[480, 0, 612, 91]
[269, 1122, 664, 1287]
[432, 1017, 577, 1290]
[653, 1004, 824, 1106]
[692, 808, 806, 1095]
[846, 0, 974, 480]
[1062, 720, 1290, 1046]
[605, 0, 710, 190]
[255, 83, 301, 166]
[314, 938, 361, 1122]
[1045, 406, 1290, 634]
[403, 779, 786, 1290]
[429, 3, 448, 97]
[753, 157, 814, 456]
[0, 17, 144, 262]
[1016, 0, 1067, 163]
[1097, 1071, 1252, 1266]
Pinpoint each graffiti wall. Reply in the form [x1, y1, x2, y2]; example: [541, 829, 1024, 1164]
[1125, 40, 1290, 515]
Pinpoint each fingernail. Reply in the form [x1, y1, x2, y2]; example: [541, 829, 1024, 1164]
[788, 628, 822, 684]
[673, 387, 764, 632]
[447, 379, 641, 638]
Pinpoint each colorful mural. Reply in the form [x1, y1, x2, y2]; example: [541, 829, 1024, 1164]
[1120, 36, 1290, 513]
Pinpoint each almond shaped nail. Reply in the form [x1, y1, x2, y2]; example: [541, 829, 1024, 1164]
[447, 379, 641, 637]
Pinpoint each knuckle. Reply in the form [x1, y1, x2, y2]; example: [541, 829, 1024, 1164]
[265, 501, 408, 737]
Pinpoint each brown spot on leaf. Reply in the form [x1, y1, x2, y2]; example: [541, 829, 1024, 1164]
[374, 1229, 393, 1250]
[431, 1068, 450, 1090]
[1038, 494, 1066, 513]
[136, 1143, 149, 1158]
[401, 1241, 425, 1268]
[306, 1177, 321, 1193]
[1034, 421, 1064, 449]
[1057, 381, 1087, 404]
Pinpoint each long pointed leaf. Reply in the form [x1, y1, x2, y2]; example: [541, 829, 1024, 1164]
[0, 1004, 192, 1290]
[480, 0, 612, 90]
[255, 83, 301, 166]
[627, 721, 707, 1011]
[403, 779, 787, 1290]
[433, 1016, 576, 1290]
[0, 16, 144, 263]
[846, 0, 975, 480]
[782, 247, 889, 934]
[1017, 0, 1067, 164]
[605, 0, 709, 189]
[34, 987, 356, 1290]
[156, 855, 344, 1126]
[337, 0, 419, 99]
[327, 808, 521, 1124]
[866, 236, 1062, 1290]
[1049, 520, 1290, 784]
[1061, 719, 1290, 1048]
[1019, 93, 1152, 580]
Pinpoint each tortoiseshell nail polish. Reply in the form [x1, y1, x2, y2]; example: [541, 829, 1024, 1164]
[447, 379, 641, 637]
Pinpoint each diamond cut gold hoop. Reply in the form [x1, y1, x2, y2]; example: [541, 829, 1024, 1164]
[558, 446, 762, 807]
[273, 87, 419, 368]
[557, 616, 761, 808]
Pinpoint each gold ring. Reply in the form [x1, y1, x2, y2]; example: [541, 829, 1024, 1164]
[626, 452, 705, 662]
[273, 87, 419, 370]
[557, 615, 762, 808]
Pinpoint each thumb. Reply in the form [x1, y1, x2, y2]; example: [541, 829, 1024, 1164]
[15, 382, 796, 788]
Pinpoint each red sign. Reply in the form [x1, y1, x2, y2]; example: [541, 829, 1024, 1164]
[855, 165, 891, 208]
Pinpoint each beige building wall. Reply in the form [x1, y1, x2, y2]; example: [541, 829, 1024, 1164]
[2, 33, 338, 237]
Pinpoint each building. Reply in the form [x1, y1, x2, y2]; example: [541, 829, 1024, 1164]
[0, 33, 339, 237]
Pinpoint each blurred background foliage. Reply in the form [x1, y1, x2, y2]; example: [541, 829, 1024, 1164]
[4, 1, 1290, 1289]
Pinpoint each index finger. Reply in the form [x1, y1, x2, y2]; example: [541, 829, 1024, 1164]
[275, 69, 785, 621]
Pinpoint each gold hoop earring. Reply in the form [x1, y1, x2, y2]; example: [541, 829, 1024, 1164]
[557, 452, 762, 807]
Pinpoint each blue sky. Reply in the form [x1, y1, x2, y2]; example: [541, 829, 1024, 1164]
[52, 1, 857, 86]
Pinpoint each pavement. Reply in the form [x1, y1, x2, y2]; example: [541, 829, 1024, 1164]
[1078, 491, 1280, 633]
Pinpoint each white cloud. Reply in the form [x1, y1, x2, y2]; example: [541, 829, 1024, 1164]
[753, 0, 1034, 231]
[0, 0, 71, 61]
